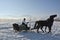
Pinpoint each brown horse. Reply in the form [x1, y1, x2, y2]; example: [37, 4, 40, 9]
[31, 14, 57, 33]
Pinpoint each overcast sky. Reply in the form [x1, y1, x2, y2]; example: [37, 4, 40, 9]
[0, 0, 60, 19]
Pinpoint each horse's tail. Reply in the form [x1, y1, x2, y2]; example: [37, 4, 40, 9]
[34, 21, 38, 29]
[31, 21, 38, 30]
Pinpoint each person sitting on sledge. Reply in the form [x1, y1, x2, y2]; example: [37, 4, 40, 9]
[22, 18, 29, 27]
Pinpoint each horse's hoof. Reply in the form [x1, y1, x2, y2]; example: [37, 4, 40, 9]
[47, 31, 49, 33]
[47, 32, 51, 33]
[43, 31, 44, 33]
[37, 31, 39, 33]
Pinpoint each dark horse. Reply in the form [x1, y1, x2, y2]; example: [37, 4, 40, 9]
[31, 14, 57, 33]
[13, 23, 30, 32]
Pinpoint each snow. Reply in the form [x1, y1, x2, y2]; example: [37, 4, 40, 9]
[0, 21, 60, 40]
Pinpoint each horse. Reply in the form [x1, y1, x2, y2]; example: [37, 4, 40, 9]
[12, 23, 30, 32]
[31, 14, 57, 33]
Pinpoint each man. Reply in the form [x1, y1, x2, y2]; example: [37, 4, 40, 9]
[22, 18, 29, 28]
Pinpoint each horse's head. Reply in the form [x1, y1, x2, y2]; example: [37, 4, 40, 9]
[50, 14, 57, 19]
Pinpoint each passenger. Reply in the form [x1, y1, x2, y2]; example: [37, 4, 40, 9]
[22, 18, 29, 27]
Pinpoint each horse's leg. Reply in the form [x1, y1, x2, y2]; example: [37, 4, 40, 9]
[37, 27, 39, 33]
[45, 26, 47, 32]
[48, 26, 51, 33]
[40, 26, 44, 32]
[31, 22, 38, 30]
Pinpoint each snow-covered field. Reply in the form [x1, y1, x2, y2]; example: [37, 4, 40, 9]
[0, 21, 60, 40]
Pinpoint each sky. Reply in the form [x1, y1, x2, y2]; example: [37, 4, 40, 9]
[0, 0, 60, 19]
